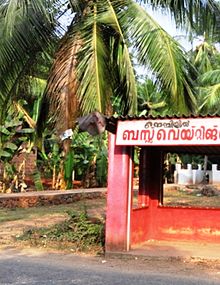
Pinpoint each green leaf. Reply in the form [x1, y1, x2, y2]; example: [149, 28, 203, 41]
[0, 0, 58, 116]
[199, 83, 220, 114]
[0, 126, 11, 135]
[145, 0, 220, 36]
[119, 1, 197, 114]
[199, 69, 220, 86]
[17, 136, 28, 142]
[4, 142, 17, 150]
[16, 128, 34, 134]
[0, 149, 11, 158]
[33, 170, 44, 191]
[5, 119, 22, 128]
[64, 150, 74, 189]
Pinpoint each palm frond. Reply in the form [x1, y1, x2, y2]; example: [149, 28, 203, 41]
[42, 0, 138, 136]
[68, 0, 86, 13]
[0, 0, 58, 109]
[76, 3, 112, 115]
[0, 0, 56, 35]
[137, 78, 169, 116]
[199, 69, 220, 86]
[38, 28, 81, 137]
[106, 0, 137, 114]
[77, 0, 137, 115]
[14, 102, 36, 129]
[119, 1, 197, 114]
[193, 41, 219, 73]
[199, 83, 220, 114]
[144, 0, 220, 36]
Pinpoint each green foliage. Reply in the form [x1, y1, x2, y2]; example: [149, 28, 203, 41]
[64, 149, 74, 189]
[0, 0, 58, 108]
[36, 131, 108, 188]
[146, 0, 219, 37]
[36, 0, 218, 137]
[37, 137, 62, 178]
[71, 134, 92, 179]
[0, 113, 28, 162]
[137, 78, 169, 115]
[2, 162, 16, 181]
[72, 132, 108, 186]
[178, 154, 204, 167]
[96, 143, 108, 186]
[33, 170, 44, 191]
[1, 0, 220, 142]
[19, 210, 105, 252]
[190, 39, 220, 115]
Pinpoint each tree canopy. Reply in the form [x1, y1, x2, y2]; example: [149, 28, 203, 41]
[0, 0, 220, 137]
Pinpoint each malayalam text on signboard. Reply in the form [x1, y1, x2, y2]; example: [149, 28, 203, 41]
[116, 118, 220, 146]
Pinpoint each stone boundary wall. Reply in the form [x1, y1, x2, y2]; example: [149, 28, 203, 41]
[0, 189, 106, 208]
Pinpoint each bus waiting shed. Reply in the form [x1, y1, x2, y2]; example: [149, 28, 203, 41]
[105, 116, 220, 252]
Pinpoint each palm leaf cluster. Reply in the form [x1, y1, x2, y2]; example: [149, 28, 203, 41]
[145, 0, 219, 36]
[191, 39, 220, 114]
[0, 0, 59, 123]
[137, 78, 168, 116]
[42, 0, 139, 136]
[41, 0, 218, 136]
[0, 0, 220, 137]
[121, 1, 198, 114]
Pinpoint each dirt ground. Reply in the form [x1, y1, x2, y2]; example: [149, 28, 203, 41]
[1, 215, 220, 281]
[0, 197, 106, 248]
[163, 183, 220, 207]
[0, 214, 67, 247]
[0, 196, 220, 281]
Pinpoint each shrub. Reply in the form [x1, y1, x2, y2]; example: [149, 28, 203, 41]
[18, 210, 105, 253]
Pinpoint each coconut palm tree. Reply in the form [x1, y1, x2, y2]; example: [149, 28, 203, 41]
[137, 78, 168, 116]
[188, 37, 220, 181]
[0, 0, 58, 123]
[1, 0, 220, 140]
[190, 38, 220, 114]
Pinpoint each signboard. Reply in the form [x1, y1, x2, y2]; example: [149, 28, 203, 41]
[116, 118, 220, 146]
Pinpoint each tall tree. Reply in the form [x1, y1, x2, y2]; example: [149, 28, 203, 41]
[190, 38, 220, 114]
[0, 0, 59, 125]
[137, 78, 168, 116]
[0, 0, 219, 139]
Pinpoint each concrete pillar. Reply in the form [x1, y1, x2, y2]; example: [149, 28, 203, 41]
[105, 134, 133, 252]
[138, 148, 149, 207]
[147, 148, 163, 207]
[145, 147, 163, 239]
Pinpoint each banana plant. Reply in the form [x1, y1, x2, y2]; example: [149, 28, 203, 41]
[0, 111, 34, 192]
[71, 132, 108, 187]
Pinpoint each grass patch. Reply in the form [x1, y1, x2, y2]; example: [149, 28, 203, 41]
[17, 210, 105, 254]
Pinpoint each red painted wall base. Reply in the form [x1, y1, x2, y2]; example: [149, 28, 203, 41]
[131, 206, 220, 244]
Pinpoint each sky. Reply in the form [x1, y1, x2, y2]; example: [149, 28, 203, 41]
[148, 5, 220, 53]
[135, 5, 206, 78]
[59, 4, 202, 52]
[146, 6, 200, 52]
[58, 3, 207, 79]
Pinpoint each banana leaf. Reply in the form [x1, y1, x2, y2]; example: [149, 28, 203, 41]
[64, 149, 74, 189]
